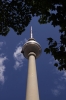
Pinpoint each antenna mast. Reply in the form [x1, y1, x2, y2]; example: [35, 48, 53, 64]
[31, 26, 33, 38]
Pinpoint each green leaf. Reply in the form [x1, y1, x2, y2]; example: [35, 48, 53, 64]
[60, 46, 65, 51]
[54, 63, 58, 67]
[47, 38, 53, 45]
[44, 48, 50, 54]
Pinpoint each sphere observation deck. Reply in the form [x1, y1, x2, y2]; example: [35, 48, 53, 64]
[21, 27, 42, 59]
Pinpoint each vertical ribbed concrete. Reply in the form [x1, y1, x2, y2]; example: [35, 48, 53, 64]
[26, 53, 39, 100]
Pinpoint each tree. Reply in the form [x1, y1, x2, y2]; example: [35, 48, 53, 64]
[0, 0, 45, 36]
[0, 0, 32, 36]
[37, 0, 66, 71]
[0, 0, 66, 70]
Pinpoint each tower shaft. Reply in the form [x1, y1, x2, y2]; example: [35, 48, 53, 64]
[26, 52, 39, 100]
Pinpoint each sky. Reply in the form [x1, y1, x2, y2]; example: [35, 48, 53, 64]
[0, 17, 66, 100]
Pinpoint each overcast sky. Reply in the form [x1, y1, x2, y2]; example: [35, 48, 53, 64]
[0, 17, 66, 100]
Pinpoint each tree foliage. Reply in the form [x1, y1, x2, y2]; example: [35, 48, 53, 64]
[44, 37, 66, 71]
[0, 0, 32, 35]
[1, 0, 66, 35]
[0, 0, 66, 70]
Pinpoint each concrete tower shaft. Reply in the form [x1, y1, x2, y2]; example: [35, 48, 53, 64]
[26, 52, 40, 100]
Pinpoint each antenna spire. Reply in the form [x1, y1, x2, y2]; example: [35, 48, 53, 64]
[30, 26, 33, 38]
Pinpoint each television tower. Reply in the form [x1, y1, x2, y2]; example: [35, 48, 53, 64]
[21, 26, 42, 100]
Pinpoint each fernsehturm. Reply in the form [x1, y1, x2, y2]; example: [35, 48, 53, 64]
[21, 26, 42, 100]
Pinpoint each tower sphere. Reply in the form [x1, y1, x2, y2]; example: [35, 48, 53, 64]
[21, 27, 42, 59]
